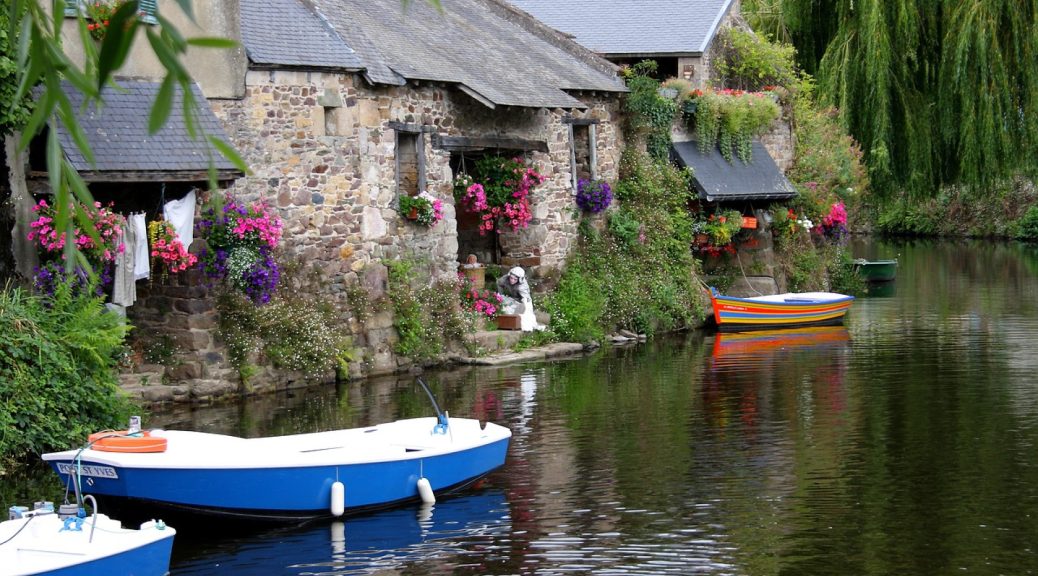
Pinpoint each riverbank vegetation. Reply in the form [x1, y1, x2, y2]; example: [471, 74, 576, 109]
[742, 0, 1038, 236]
[0, 284, 134, 467]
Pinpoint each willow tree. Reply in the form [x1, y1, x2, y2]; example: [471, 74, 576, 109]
[744, 0, 1038, 196]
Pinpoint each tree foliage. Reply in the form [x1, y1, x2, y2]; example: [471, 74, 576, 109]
[0, 4, 33, 136]
[744, 0, 1038, 196]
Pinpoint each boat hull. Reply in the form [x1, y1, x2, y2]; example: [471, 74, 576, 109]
[42, 418, 511, 522]
[710, 290, 855, 332]
[0, 513, 174, 576]
[854, 259, 898, 282]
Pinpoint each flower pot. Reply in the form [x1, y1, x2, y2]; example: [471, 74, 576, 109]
[695, 233, 709, 245]
[407, 207, 418, 220]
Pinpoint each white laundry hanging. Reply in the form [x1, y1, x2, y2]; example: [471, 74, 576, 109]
[163, 189, 196, 250]
[130, 212, 150, 280]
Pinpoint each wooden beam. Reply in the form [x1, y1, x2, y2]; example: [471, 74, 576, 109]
[562, 116, 600, 125]
[29, 170, 243, 183]
[431, 134, 549, 153]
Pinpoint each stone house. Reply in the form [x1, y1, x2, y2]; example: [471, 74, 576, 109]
[206, 0, 627, 380]
[8, 0, 628, 399]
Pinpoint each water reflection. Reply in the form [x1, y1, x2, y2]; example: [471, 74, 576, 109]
[171, 490, 511, 575]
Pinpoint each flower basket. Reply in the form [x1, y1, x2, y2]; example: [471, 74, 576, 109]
[399, 191, 443, 226]
[454, 156, 545, 235]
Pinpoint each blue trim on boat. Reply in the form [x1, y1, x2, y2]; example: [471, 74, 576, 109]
[47, 437, 510, 521]
[37, 533, 174, 576]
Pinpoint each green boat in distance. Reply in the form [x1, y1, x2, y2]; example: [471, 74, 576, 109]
[854, 258, 898, 282]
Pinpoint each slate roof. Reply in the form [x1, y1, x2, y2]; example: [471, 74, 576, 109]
[239, 0, 625, 109]
[240, 0, 364, 72]
[672, 140, 797, 202]
[506, 0, 736, 57]
[54, 79, 241, 180]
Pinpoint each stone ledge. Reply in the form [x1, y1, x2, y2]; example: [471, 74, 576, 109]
[452, 342, 588, 366]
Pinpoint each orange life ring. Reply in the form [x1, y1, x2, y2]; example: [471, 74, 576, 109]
[88, 430, 168, 453]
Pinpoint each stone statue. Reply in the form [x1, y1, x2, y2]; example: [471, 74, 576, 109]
[495, 266, 544, 331]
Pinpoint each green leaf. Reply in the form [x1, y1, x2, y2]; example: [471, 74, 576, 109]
[145, 28, 187, 80]
[185, 37, 239, 49]
[209, 136, 250, 173]
[149, 75, 175, 134]
[173, 0, 195, 23]
[45, 123, 63, 204]
[97, 3, 141, 88]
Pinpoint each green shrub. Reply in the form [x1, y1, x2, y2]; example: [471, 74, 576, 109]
[608, 207, 642, 247]
[788, 78, 869, 216]
[216, 258, 350, 381]
[714, 28, 798, 92]
[545, 148, 703, 339]
[542, 263, 606, 343]
[825, 245, 867, 296]
[0, 284, 135, 463]
[1015, 205, 1038, 240]
[386, 258, 480, 361]
[623, 61, 678, 161]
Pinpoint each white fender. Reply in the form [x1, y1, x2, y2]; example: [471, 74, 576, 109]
[330, 481, 345, 516]
[416, 477, 435, 504]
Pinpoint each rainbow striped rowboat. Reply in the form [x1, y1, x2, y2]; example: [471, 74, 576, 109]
[709, 287, 854, 332]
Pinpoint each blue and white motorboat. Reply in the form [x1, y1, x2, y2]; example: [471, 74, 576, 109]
[42, 414, 511, 522]
[0, 503, 174, 576]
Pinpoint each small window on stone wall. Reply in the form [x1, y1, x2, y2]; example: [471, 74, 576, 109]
[396, 130, 425, 196]
[325, 106, 343, 137]
[569, 122, 598, 191]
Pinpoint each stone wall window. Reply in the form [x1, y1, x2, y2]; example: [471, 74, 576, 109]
[568, 120, 597, 191]
[396, 130, 425, 196]
[324, 106, 343, 137]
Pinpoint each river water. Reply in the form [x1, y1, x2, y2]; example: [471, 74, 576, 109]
[9, 238, 1038, 575]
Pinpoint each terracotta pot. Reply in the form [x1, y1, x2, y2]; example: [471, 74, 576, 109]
[407, 207, 418, 220]
[694, 233, 710, 245]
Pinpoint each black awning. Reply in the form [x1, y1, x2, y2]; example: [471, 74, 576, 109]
[671, 140, 797, 202]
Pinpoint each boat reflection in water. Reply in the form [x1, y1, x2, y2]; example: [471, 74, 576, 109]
[710, 325, 851, 365]
[171, 489, 510, 575]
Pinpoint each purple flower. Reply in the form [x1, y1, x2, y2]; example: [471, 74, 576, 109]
[575, 179, 613, 213]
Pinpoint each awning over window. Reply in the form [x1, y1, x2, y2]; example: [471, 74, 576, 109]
[671, 140, 796, 202]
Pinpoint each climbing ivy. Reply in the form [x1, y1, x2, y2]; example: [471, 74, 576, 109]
[622, 61, 678, 161]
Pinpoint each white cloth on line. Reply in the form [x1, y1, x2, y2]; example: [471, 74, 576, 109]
[130, 213, 150, 280]
[163, 189, 196, 250]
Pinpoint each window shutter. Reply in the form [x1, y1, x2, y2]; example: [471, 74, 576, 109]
[63, 0, 82, 17]
[138, 0, 158, 25]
